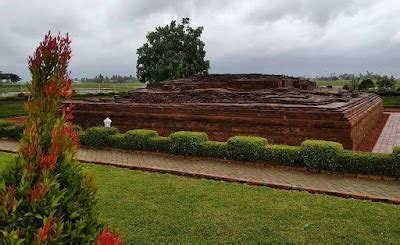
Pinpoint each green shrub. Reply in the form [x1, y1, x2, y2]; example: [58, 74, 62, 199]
[80, 127, 118, 148]
[170, 131, 208, 155]
[199, 141, 228, 158]
[301, 140, 343, 171]
[124, 129, 159, 150]
[337, 151, 399, 177]
[264, 145, 302, 166]
[0, 123, 24, 139]
[226, 136, 268, 161]
[0, 121, 16, 128]
[393, 146, 400, 156]
[109, 133, 127, 149]
[148, 136, 171, 152]
[72, 124, 83, 132]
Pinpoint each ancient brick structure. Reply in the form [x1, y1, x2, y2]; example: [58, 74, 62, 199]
[72, 74, 383, 149]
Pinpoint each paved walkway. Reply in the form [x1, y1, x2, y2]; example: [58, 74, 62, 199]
[373, 113, 400, 153]
[0, 139, 399, 204]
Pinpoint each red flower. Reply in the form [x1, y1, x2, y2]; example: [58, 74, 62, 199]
[6, 186, 16, 211]
[36, 219, 54, 241]
[44, 81, 57, 97]
[40, 154, 56, 171]
[95, 227, 124, 245]
[31, 183, 46, 203]
[28, 143, 36, 159]
[62, 103, 74, 121]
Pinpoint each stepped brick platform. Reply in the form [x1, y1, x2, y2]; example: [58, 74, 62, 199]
[72, 74, 383, 149]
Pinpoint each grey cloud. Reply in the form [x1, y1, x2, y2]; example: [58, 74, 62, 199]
[0, 0, 399, 81]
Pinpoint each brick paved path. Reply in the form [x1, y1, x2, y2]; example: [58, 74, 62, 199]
[373, 113, 400, 153]
[0, 139, 399, 204]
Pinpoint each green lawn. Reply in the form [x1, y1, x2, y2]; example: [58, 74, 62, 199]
[0, 152, 399, 243]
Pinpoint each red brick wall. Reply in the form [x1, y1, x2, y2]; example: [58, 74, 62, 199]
[72, 94, 382, 150]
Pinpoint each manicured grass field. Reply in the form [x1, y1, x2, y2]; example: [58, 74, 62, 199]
[0, 152, 399, 243]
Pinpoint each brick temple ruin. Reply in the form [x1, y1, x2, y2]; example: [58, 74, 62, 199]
[72, 74, 383, 149]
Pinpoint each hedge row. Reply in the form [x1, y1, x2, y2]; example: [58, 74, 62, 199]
[1, 123, 399, 177]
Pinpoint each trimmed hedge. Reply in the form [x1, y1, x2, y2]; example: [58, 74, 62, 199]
[199, 141, 227, 158]
[1, 122, 399, 177]
[226, 136, 268, 161]
[0, 122, 24, 140]
[80, 127, 118, 147]
[301, 140, 344, 171]
[337, 151, 399, 177]
[170, 131, 208, 155]
[124, 129, 159, 150]
[264, 145, 302, 166]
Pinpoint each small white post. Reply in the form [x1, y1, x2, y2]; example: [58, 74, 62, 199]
[104, 117, 112, 128]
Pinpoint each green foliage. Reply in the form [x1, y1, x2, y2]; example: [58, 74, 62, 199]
[264, 145, 302, 166]
[0, 124, 24, 139]
[342, 84, 350, 90]
[301, 140, 344, 171]
[80, 127, 118, 148]
[337, 151, 399, 176]
[124, 129, 159, 150]
[226, 136, 268, 161]
[0, 122, 23, 139]
[147, 136, 171, 152]
[0, 33, 103, 243]
[377, 75, 396, 91]
[348, 78, 360, 94]
[136, 18, 210, 83]
[170, 131, 208, 155]
[393, 146, 400, 156]
[1, 152, 399, 243]
[199, 141, 228, 158]
[359, 79, 375, 91]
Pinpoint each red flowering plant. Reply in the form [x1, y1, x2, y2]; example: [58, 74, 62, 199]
[0, 32, 123, 243]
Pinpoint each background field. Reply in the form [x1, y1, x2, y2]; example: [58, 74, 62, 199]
[0, 152, 399, 243]
[0, 82, 145, 97]
[315, 79, 400, 89]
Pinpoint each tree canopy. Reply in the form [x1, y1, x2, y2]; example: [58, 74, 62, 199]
[136, 18, 210, 83]
[376, 75, 396, 91]
[0, 72, 21, 83]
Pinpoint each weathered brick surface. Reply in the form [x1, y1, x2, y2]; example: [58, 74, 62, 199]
[72, 74, 383, 149]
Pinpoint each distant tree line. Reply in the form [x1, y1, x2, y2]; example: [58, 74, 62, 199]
[316, 71, 390, 81]
[75, 74, 137, 83]
[342, 75, 396, 93]
[0, 71, 21, 83]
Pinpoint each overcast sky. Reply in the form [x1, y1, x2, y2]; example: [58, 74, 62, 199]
[1, 0, 400, 81]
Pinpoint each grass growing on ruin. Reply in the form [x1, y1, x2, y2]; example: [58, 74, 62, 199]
[0, 152, 399, 243]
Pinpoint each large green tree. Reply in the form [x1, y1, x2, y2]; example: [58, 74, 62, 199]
[136, 18, 210, 83]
